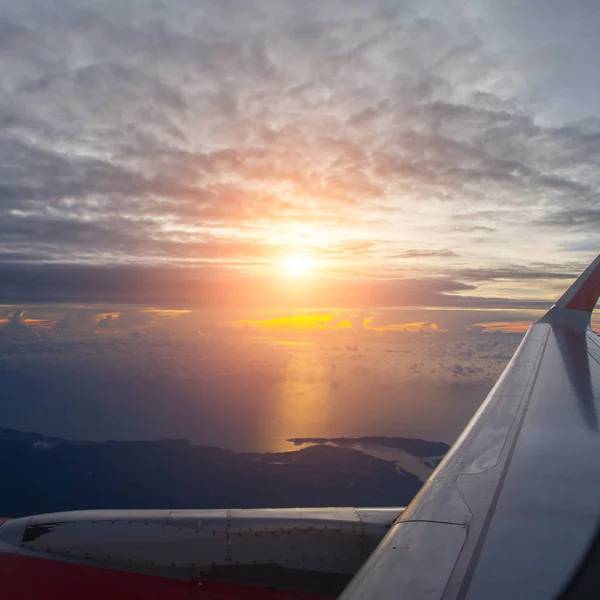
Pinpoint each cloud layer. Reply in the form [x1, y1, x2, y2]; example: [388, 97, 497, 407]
[0, 303, 529, 450]
[1, 0, 599, 304]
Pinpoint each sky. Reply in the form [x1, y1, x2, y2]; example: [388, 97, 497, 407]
[1, 0, 600, 308]
[1, 1, 600, 451]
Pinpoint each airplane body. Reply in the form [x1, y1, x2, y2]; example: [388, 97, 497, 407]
[2, 254, 600, 598]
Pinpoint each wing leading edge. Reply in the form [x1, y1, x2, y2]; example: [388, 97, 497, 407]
[340, 253, 600, 600]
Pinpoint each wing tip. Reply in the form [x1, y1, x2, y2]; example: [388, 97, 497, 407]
[554, 253, 600, 313]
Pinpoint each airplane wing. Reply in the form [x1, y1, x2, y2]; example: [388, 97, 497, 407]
[339, 253, 600, 599]
[2, 254, 600, 599]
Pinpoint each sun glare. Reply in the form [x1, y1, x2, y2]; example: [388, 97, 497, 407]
[285, 255, 313, 277]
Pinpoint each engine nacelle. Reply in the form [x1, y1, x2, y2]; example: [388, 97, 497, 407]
[0, 507, 403, 597]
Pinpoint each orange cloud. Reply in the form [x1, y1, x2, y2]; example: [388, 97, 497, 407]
[471, 321, 532, 333]
[142, 309, 192, 318]
[364, 319, 443, 333]
[231, 313, 352, 332]
[0, 317, 56, 329]
[24, 319, 57, 330]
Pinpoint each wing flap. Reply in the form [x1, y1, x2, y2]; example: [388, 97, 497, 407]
[338, 521, 466, 599]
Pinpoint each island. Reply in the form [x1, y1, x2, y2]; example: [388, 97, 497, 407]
[0, 429, 449, 518]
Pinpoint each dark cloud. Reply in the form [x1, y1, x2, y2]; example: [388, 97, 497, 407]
[455, 265, 579, 282]
[541, 207, 600, 229]
[390, 249, 458, 259]
[4, 309, 26, 330]
[0, 261, 563, 310]
[0, 262, 480, 308]
[449, 363, 484, 377]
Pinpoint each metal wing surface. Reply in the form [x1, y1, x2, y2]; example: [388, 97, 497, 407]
[340, 253, 600, 600]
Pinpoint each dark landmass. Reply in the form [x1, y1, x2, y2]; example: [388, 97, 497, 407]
[287, 436, 450, 457]
[0, 429, 426, 518]
[0, 428, 64, 443]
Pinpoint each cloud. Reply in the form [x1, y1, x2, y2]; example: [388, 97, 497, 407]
[390, 249, 458, 259]
[471, 321, 532, 334]
[0, 301, 526, 449]
[449, 363, 483, 377]
[95, 314, 117, 330]
[3, 308, 26, 330]
[455, 265, 579, 282]
[0, 0, 598, 305]
[541, 207, 600, 230]
[0, 262, 479, 308]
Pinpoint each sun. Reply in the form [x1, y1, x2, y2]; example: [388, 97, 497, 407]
[285, 255, 313, 276]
